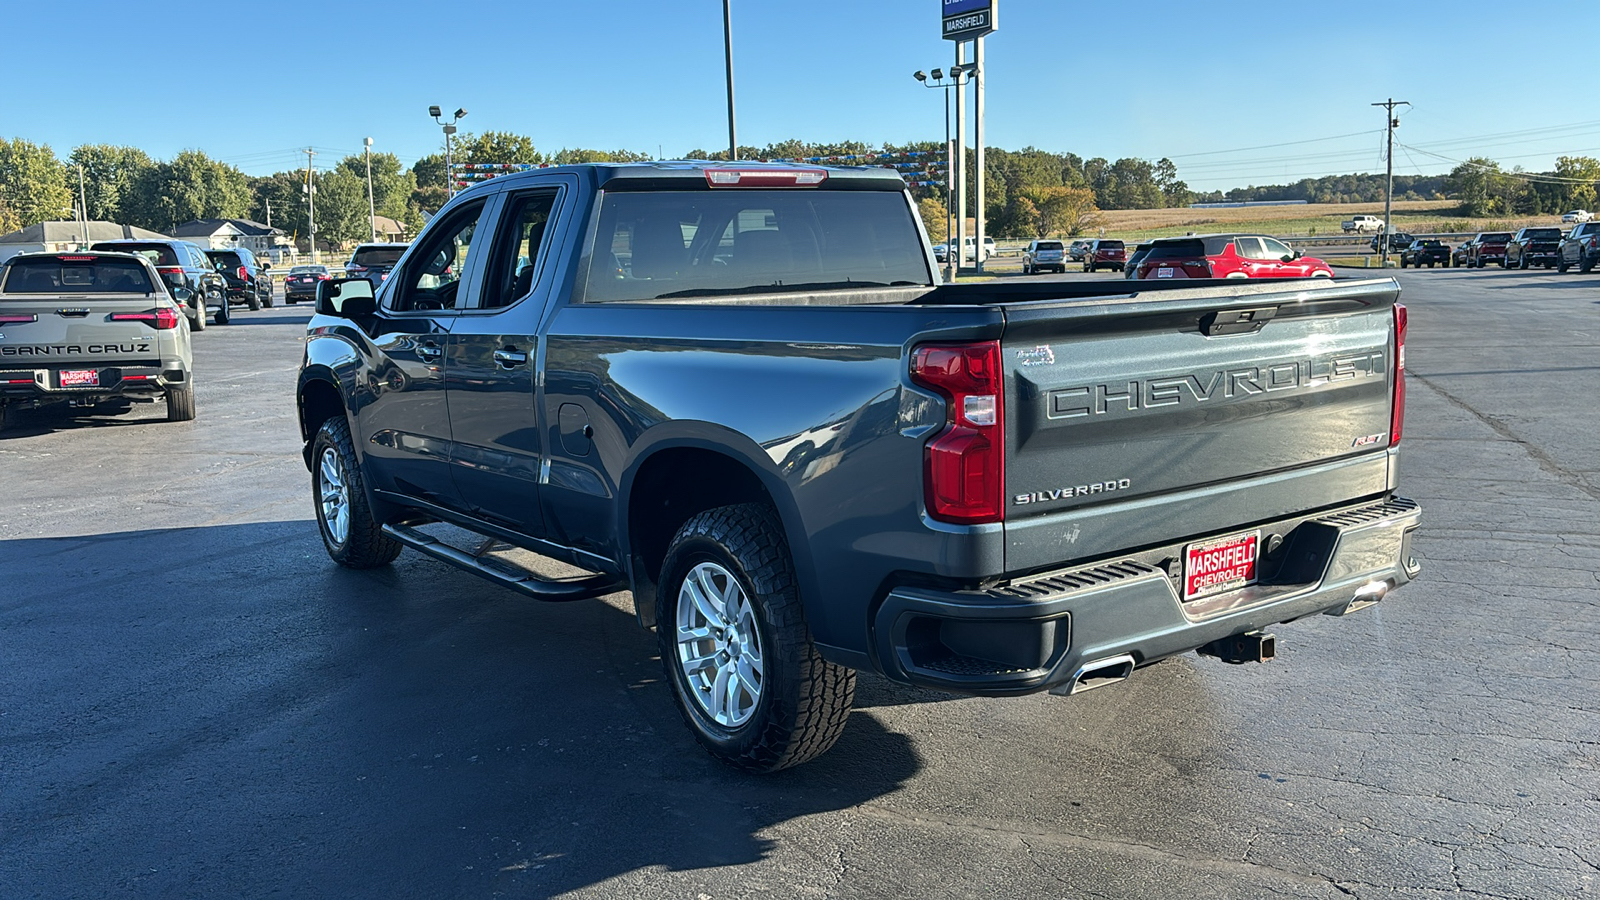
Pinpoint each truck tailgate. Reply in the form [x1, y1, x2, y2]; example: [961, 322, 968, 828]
[1000, 279, 1398, 565]
[0, 295, 166, 369]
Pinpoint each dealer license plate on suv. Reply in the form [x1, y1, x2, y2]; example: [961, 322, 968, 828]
[1183, 530, 1260, 602]
[58, 369, 99, 388]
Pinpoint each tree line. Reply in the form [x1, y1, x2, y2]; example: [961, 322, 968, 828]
[8, 130, 1598, 245]
[0, 133, 650, 247]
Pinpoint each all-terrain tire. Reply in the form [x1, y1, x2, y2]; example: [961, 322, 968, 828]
[657, 502, 855, 773]
[312, 414, 402, 569]
[165, 383, 196, 422]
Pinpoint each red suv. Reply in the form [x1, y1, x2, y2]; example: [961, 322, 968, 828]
[1132, 234, 1334, 280]
[1082, 239, 1126, 272]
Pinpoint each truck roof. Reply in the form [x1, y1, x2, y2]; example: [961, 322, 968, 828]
[452, 160, 910, 199]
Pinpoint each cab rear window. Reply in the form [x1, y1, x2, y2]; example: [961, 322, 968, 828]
[90, 242, 179, 267]
[1481, 233, 1513, 242]
[2, 257, 154, 294]
[1524, 229, 1561, 240]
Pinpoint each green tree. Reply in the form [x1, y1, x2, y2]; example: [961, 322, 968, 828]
[249, 170, 310, 237]
[0, 137, 72, 228]
[1450, 157, 1507, 217]
[68, 144, 155, 223]
[1554, 156, 1600, 211]
[1154, 158, 1192, 207]
[129, 150, 250, 231]
[916, 196, 949, 243]
[411, 153, 448, 215]
[336, 151, 418, 226]
[311, 167, 371, 247]
[456, 131, 543, 165]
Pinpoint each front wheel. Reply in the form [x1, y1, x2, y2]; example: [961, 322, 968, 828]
[246, 289, 262, 311]
[312, 414, 402, 569]
[658, 503, 855, 772]
[1558, 258, 1570, 273]
[189, 299, 206, 332]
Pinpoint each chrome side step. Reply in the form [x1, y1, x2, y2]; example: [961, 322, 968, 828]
[382, 524, 624, 602]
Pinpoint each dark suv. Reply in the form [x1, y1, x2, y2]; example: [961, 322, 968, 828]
[90, 239, 227, 328]
[343, 243, 409, 284]
[1505, 227, 1562, 269]
[1400, 239, 1450, 268]
[1557, 222, 1600, 274]
[206, 247, 274, 310]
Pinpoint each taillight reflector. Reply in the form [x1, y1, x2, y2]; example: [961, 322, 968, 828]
[110, 308, 181, 329]
[705, 168, 828, 188]
[1391, 303, 1407, 446]
[237, 266, 249, 281]
[0, 314, 38, 324]
[910, 341, 1005, 524]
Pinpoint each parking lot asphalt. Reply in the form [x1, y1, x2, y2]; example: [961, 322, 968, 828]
[2, 271, 1596, 899]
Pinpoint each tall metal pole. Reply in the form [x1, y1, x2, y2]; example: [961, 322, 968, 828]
[76, 164, 88, 244]
[974, 37, 986, 272]
[364, 137, 377, 242]
[723, 0, 738, 161]
[1372, 98, 1408, 268]
[954, 44, 968, 273]
[945, 84, 955, 282]
[444, 127, 455, 199]
[305, 148, 317, 265]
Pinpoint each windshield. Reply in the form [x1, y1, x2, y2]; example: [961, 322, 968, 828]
[350, 246, 406, 266]
[2, 256, 153, 294]
[90, 242, 178, 267]
[584, 189, 932, 301]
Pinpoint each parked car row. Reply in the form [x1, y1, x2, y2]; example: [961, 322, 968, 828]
[1130, 234, 1334, 281]
[1375, 226, 1596, 274]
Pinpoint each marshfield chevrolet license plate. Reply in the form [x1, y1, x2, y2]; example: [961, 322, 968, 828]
[1183, 530, 1260, 601]
[58, 369, 100, 388]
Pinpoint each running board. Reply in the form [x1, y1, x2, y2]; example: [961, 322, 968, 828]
[382, 524, 624, 602]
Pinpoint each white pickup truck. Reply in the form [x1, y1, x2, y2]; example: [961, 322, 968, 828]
[1342, 215, 1385, 234]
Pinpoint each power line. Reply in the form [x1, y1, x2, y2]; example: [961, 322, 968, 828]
[1164, 129, 1385, 160]
[1397, 143, 1600, 184]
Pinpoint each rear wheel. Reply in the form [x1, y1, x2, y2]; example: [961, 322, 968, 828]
[189, 299, 206, 332]
[658, 503, 855, 772]
[166, 383, 195, 422]
[260, 282, 274, 308]
[1581, 254, 1595, 274]
[215, 301, 230, 325]
[312, 414, 402, 569]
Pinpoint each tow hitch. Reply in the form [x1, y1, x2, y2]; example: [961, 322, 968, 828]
[1197, 631, 1276, 665]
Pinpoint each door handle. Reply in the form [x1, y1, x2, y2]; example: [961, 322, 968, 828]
[416, 343, 442, 362]
[493, 348, 528, 369]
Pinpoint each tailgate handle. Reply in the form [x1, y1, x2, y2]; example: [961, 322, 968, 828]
[57, 308, 92, 318]
[1200, 306, 1277, 336]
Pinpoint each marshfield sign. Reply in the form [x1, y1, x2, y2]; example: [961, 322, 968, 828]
[942, 0, 996, 40]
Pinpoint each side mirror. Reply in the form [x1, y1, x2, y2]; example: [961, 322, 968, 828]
[316, 277, 377, 318]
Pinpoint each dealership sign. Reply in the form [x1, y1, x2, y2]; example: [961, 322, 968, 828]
[942, 0, 996, 40]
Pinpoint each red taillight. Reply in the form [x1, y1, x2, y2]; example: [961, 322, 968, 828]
[704, 168, 828, 188]
[157, 266, 182, 274]
[0, 314, 38, 324]
[110, 308, 181, 330]
[910, 341, 1005, 524]
[1391, 303, 1407, 446]
[237, 266, 249, 281]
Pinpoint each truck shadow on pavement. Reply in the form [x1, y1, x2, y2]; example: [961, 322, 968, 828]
[0, 521, 922, 898]
[0, 403, 171, 438]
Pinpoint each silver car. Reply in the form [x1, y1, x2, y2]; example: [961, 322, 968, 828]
[1023, 239, 1067, 275]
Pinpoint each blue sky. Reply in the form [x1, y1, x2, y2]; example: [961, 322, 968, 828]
[8, 1, 1600, 191]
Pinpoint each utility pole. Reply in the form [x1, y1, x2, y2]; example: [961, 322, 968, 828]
[364, 137, 377, 242]
[76, 164, 88, 244]
[954, 45, 968, 274]
[1372, 98, 1409, 268]
[265, 197, 272, 228]
[304, 148, 317, 265]
[723, 0, 737, 161]
[974, 37, 986, 273]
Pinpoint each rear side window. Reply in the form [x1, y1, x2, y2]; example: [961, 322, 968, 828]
[2, 257, 153, 294]
[584, 189, 931, 302]
[1144, 239, 1206, 261]
[352, 246, 406, 266]
[91, 242, 179, 267]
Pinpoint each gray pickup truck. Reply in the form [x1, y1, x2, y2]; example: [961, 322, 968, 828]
[297, 162, 1421, 771]
[0, 251, 196, 429]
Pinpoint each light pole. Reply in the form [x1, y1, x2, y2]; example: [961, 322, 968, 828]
[722, 0, 737, 161]
[364, 137, 377, 242]
[915, 66, 971, 281]
[430, 105, 468, 199]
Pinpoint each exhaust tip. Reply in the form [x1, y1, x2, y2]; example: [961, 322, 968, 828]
[1064, 654, 1135, 695]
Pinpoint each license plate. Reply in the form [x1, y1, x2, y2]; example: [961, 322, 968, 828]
[1183, 530, 1260, 601]
[1157, 267, 1174, 278]
[59, 369, 99, 387]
